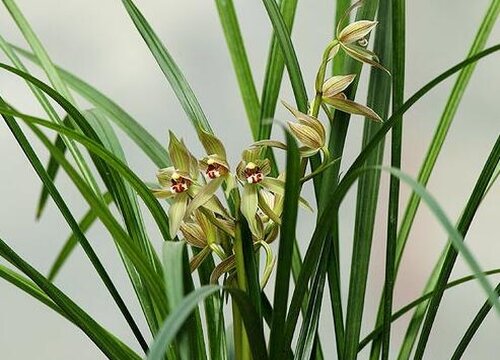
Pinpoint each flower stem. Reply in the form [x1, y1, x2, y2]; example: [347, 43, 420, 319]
[309, 39, 339, 117]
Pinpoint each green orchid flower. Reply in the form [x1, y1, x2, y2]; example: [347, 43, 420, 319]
[184, 130, 235, 217]
[152, 132, 199, 238]
[180, 210, 229, 271]
[321, 74, 383, 122]
[331, 0, 389, 73]
[251, 101, 328, 158]
[236, 149, 312, 239]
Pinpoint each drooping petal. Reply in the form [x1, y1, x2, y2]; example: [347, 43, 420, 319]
[210, 255, 236, 284]
[180, 222, 206, 248]
[260, 177, 313, 211]
[168, 192, 189, 238]
[322, 74, 356, 97]
[341, 43, 390, 74]
[251, 139, 288, 151]
[188, 183, 229, 218]
[257, 241, 276, 289]
[258, 190, 281, 225]
[323, 94, 383, 122]
[189, 246, 212, 272]
[240, 184, 262, 239]
[338, 20, 378, 44]
[185, 177, 225, 217]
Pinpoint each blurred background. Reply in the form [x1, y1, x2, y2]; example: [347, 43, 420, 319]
[0, 0, 499, 359]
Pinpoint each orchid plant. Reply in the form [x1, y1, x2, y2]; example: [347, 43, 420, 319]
[151, 13, 384, 286]
[1, 0, 498, 359]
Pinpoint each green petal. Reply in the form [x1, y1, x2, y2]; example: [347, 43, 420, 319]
[210, 255, 236, 284]
[288, 122, 323, 150]
[338, 20, 378, 44]
[341, 43, 390, 74]
[199, 129, 226, 158]
[188, 183, 229, 218]
[240, 184, 262, 239]
[168, 131, 198, 175]
[156, 166, 175, 186]
[168, 192, 189, 238]
[322, 74, 356, 97]
[260, 177, 313, 211]
[258, 190, 282, 225]
[180, 222, 206, 248]
[251, 139, 288, 151]
[185, 177, 224, 217]
[257, 240, 275, 289]
[151, 188, 175, 199]
[189, 246, 212, 272]
[322, 94, 383, 122]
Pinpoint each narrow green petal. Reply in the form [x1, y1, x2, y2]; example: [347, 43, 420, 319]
[261, 177, 313, 211]
[251, 139, 288, 151]
[199, 129, 226, 158]
[210, 255, 236, 284]
[323, 95, 382, 122]
[240, 184, 262, 238]
[189, 246, 212, 272]
[168, 193, 189, 238]
[152, 188, 175, 199]
[341, 43, 390, 74]
[168, 131, 195, 173]
[258, 191, 282, 225]
[180, 222, 206, 248]
[338, 20, 378, 44]
[288, 122, 323, 150]
[185, 177, 225, 217]
[322, 74, 356, 97]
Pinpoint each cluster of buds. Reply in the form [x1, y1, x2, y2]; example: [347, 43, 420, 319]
[150, 2, 385, 287]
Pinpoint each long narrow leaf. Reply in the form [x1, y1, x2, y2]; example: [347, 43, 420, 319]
[259, 0, 299, 139]
[121, 0, 212, 134]
[2, 109, 149, 352]
[268, 132, 300, 359]
[0, 235, 141, 360]
[413, 135, 500, 360]
[215, 0, 261, 139]
[48, 192, 113, 281]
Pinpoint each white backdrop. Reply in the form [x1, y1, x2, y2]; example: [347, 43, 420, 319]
[0, 0, 499, 359]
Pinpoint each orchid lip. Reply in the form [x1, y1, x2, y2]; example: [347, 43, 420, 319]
[169, 175, 191, 193]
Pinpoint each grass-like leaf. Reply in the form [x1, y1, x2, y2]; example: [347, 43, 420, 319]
[2, 109, 149, 352]
[395, 2, 500, 356]
[268, 131, 300, 359]
[451, 283, 500, 360]
[215, 0, 261, 139]
[48, 192, 113, 281]
[1, 0, 101, 198]
[121, 0, 212, 134]
[163, 241, 207, 360]
[13, 44, 170, 168]
[348, 1, 393, 359]
[358, 268, 500, 351]
[413, 135, 500, 360]
[0, 234, 142, 360]
[260, 0, 308, 112]
[147, 286, 268, 360]
[259, 0, 298, 140]
[382, 0, 405, 359]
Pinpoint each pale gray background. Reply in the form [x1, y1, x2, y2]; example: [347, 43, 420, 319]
[0, 0, 499, 359]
